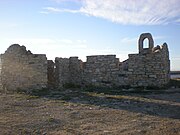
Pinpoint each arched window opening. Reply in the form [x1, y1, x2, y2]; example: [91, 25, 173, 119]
[143, 38, 149, 49]
[138, 33, 154, 54]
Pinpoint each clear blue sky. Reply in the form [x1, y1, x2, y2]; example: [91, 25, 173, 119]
[0, 0, 180, 70]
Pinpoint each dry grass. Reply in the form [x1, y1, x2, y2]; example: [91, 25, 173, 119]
[0, 88, 180, 135]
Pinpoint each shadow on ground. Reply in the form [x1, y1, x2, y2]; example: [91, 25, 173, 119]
[28, 87, 180, 120]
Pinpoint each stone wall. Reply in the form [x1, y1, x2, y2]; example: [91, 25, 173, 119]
[125, 33, 170, 87]
[55, 57, 70, 87]
[83, 55, 120, 87]
[81, 33, 170, 88]
[127, 43, 170, 87]
[69, 57, 83, 85]
[47, 60, 56, 87]
[0, 33, 170, 90]
[55, 57, 83, 88]
[0, 44, 47, 91]
[0, 54, 2, 89]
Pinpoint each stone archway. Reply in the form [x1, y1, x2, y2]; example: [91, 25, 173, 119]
[138, 33, 154, 53]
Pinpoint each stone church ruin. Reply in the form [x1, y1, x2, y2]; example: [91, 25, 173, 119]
[0, 33, 170, 90]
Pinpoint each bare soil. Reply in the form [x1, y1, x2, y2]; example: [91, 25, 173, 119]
[0, 88, 180, 135]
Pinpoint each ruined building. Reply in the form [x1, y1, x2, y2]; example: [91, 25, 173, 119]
[0, 33, 170, 90]
[0, 45, 47, 90]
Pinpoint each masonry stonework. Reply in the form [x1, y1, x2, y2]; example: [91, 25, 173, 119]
[54, 57, 83, 88]
[83, 55, 120, 87]
[0, 44, 47, 91]
[0, 33, 170, 90]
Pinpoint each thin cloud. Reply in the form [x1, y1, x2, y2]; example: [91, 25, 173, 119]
[176, 19, 180, 22]
[4, 38, 88, 60]
[119, 35, 165, 46]
[0, 22, 18, 28]
[120, 37, 137, 44]
[77, 40, 87, 44]
[51, 0, 82, 3]
[172, 57, 180, 60]
[39, 11, 49, 14]
[43, 7, 81, 13]
[6, 38, 87, 48]
[154, 36, 165, 40]
[43, 0, 180, 25]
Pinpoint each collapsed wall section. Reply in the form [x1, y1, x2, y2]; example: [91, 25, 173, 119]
[1, 44, 47, 91]
[0, 33, 170, 90]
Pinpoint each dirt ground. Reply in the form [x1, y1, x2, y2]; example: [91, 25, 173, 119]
[0, 88, 180, 135]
